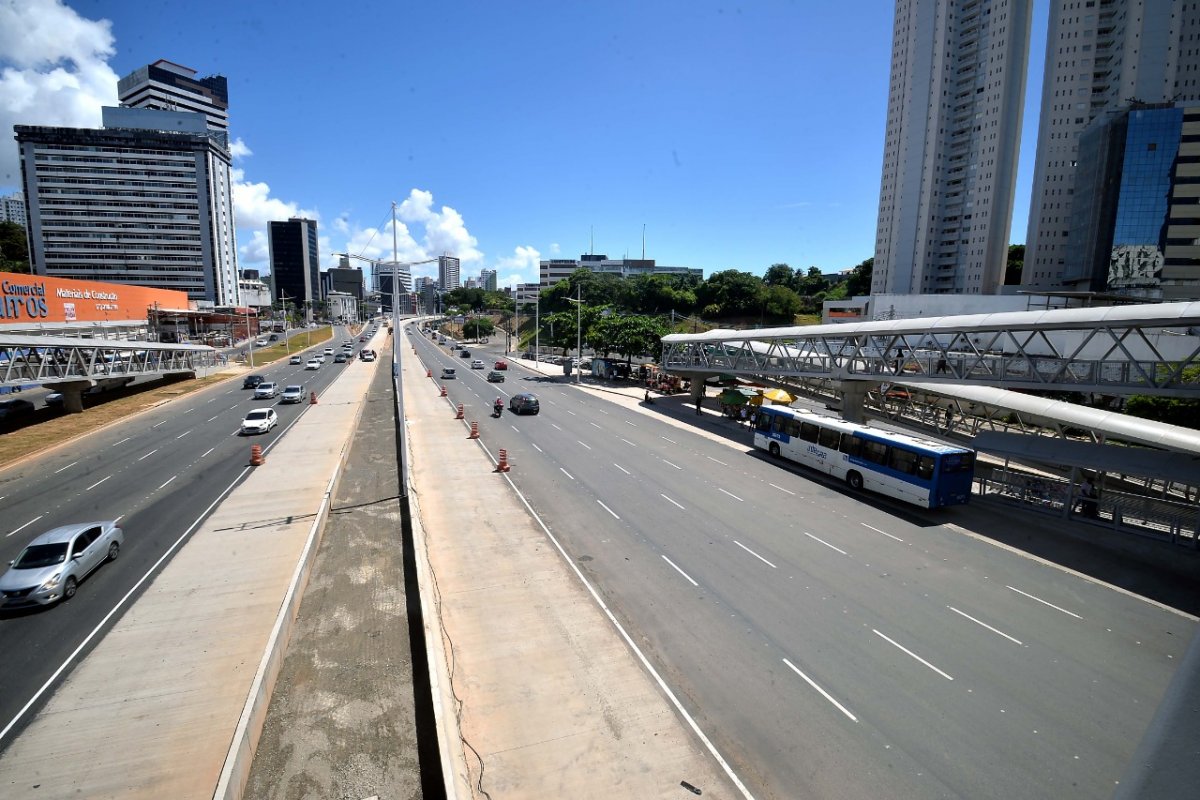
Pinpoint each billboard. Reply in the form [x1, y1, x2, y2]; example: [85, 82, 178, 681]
[0, 274, 188, 325]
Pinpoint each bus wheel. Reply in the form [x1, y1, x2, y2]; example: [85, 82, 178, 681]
[846, 471, 863, 491]
[769, 442, 780, 458]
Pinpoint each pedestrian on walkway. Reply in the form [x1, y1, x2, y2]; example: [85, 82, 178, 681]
[644, 389, 654, 405]
[695, 396, 702, 416]
[936, 356, 949, 374]
[1078, 475, 1099, 518]
[739, 406, 748, 426]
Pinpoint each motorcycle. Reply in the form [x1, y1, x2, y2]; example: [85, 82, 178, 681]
[492, 402, 504, 418]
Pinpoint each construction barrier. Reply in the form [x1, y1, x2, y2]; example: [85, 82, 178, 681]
[440, 385, 447, 397]
[309, 391, 318, 404]
[468, 421, 479, 439]
[455, 403, 464, 419]
[426, 368, 432, 377]
[496, 449, 510, 472]
[249, 444, 265, 466]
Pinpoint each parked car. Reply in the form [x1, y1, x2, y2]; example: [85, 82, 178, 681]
[253, 381, 279, 399]
[240, 408, 278, 434]
[280, 384, 305, 403]
[289, 354, 303, 364]
[486, 370, 505, 383]
[471, 359, 485, 369]
[242, 374, 266, 389]
[441, 367, 457, 379]
[0, 521, 124, 608]
[508, 393, 540, 415]
[305, 358, 322, 370]
[0, 397, 37, 421]
[360, 350, 376, 362]
[494, 360, 508, 370]
[44, 393, 65, 411]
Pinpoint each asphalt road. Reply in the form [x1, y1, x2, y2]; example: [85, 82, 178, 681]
[410, 329, 1195, 800]
[0, 326, 366, 749]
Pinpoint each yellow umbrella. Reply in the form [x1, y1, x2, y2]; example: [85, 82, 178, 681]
[760, 388, 794, 404]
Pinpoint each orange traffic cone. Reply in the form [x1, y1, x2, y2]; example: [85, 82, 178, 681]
[468, 421, 479, 439]
[440, 385, 447, 397]
[310, 391, 318, 404]
[249, 444, 265, 466]
[455, 403, 464, 419]
[496, 448, 510, 472]
[426, 368, 432, 378]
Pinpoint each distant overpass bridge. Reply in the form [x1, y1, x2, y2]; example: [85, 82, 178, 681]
[0, 335, 223, 412]
[661, 302, 1200, 407]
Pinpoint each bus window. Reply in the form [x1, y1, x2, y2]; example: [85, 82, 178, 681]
[917, 455, 935, 480]
[772, 414, 787, 434]
[861, 440, 888, 465]
[941, 452, 975, 473]
[888, 447, 919, 476]
[786, 418, 801, 437]
[818, 428, 841, 450]
[800, 422, 820, 443]
[755, 413, 772, 432]
[841, 435, 863, 457]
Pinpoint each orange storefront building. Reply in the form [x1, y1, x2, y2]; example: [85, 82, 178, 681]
[0, 273, 189, 326]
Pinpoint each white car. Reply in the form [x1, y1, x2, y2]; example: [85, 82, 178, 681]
[240, 408, 278, 435]
[253, 381, 278, 399]
[280, 384, 305, 403]
[289, 355, 303, 365]
[315, 353, 326, 362]
[470, 359, 485, 369]
[305, 358, 321, 370]
[324, 347, 334, 356]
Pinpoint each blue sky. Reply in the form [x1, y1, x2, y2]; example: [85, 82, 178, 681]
[0, 0, 1047, 288]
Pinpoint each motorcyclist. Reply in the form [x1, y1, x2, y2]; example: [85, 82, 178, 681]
[493, 397, 504, 416]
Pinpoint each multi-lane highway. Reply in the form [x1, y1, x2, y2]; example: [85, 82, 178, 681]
[0, 327, 366, 747]
[410, 328, 1196, 800]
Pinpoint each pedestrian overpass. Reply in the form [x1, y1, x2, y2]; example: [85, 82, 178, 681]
[0, 334, 223, 412]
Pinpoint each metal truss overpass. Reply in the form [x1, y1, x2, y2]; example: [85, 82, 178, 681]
[0, 334, 222, 411]
[661, 301, 1200, 398]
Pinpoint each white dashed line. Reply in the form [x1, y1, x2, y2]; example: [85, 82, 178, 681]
[589, 422, 602, 429]
[734, 540, 776, 568]
[201, 447, 216, 458]
[620, 438, 637, 447]
[157, 476, 178, 490]
[532, 443, 544, 453]
[947, 606, 1024, 645]
[86, 475, 112, 491]
[1006, 586, 1083, 619]
[662, 555, 699, 586]
[112, 437, 132, 446]
[873, 629, 954, 680]
[660, 494, 685, 510]
[577, 441, 592, 450]
[551, 423, 563, 431]
[862, 523, 903, 542]
[706, 456, 729, 465]
[176, 430, 191, 439]
[597, 500, 620, 519]
[803, 531, 847, 555]
[53, 460, 79, 474]
[782, 658, 857, 722]
[151, 420, 166, 429]
[208, 414, 221, 422]
[660, 436, 677, 444]
[613, 463, 631, 475]
[560, 467, 575, 480]
[719, 488, 744, 502]
[624, 420, 637, 427]
[662, 459, 682, 470]
[137, 449, 158, 461]
[6, 515, 45, 538]
[768, 483, 795, 495]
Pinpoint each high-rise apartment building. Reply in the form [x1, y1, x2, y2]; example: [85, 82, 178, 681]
[269, 218, 319, 309]
[16, 106, 240, 305]
[118, 60, 229, 135]
[480, 268, 497, 291]
[438, 255, 460, 291]
[873, 0, 1033, 296]
[1023, 0, 1200, 288]
[0, 192, 25, 227]
[538, 254, 703, 287]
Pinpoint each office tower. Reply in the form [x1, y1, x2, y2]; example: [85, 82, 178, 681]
[0, 192, 25, 227]
[438, 255, 460, 291]
[328, 264, 365, 300]
[538, 254, 702, 287]
[480, 268, 498, 291]
[873, 0, 1033, 296]
[1023, 0, 1200, 289]
[375, 261, 412, 313]
[269, 218, 320, 309]
[118, 60, 229, 134]
[16, 106, 240, 305]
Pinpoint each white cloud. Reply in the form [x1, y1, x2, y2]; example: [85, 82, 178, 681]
[239, 230, 270, 266]
[548, 242, 561, 256]
[231, 166, 318, 231]
[229, 137, 252, 159]
[0, 0, 119, 187]
[492, 245, 541, 284]
[397, 189, 434, 223]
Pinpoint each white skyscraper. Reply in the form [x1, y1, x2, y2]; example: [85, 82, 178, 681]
[438, 255, 460, 291]
[873, 0, 1033, 296]
[0, 192, 25, 227]
[1023, 0, 1200, 289]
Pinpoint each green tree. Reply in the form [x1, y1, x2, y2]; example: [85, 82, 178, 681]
[0, 222, 30, 273]
[761, 283, 803, 320]
[794, 266, 830, 297]
[1005, 245, 1024, 285]
[590, 313, 670, 362]
[763, 263, 795, 288]
[463, 317, 495, 339]
[695, 269, 764, 317]
[844, 257, 873, 297]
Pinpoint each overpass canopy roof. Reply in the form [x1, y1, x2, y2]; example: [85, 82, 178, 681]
[0, 334, 214, 352]
[973, 431, 1200, 486]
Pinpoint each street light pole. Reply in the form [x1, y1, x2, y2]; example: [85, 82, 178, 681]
[575, 283, 582, 384]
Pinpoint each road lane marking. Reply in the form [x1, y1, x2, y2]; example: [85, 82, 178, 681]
[661, 436, 677, 444]
[151, 420, 166, 428]
[662, 555, 698, 586]
[208, 414, 221, 422]
[662, 459, 682, 470]
[566, 409, 576, 416]
[862, 523, 903, 542]
[206, 397, 215, 403]
[184, 408, 194, 414]
[872, 629, 954, 680]
[804, 531, 847, 555]
[560, 467, 575, 480]
[1006, 585, 1083, 619]
[53, 460, 79, 474]
[947, 606, 1024, 645]
[112, 437, 131, 446]
[551, 423, 563, 431]
[176, 430, 191, 439]
[201, 447, 216, 458]
[157, 475, 178, 490]
[706, 456, 729, 465]
[661, 494, 685, 510]
[86, 475, 112, 491]
[532, 443, 544, 453]
[597, 500, 620, 519]
[137, 449, 159, 461]
[620, 438, 637, 447]
[613, 463, 631, 475]
[734, 540, 777, 568]
[577, 440, 592, 450]
[6, 514, 45, 538]
[768, 483, 795, 495]
[624, 420, 637, 426]
[719, 487, 744, 501]
[589, 421, 602, 429]
[782, 658, 858, 722]
[229, 404, 240, 411]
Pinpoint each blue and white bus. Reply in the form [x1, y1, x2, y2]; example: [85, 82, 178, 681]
[752, 406, 975, 509]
